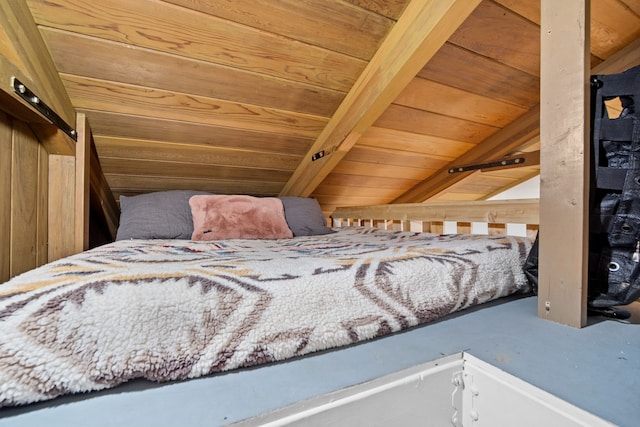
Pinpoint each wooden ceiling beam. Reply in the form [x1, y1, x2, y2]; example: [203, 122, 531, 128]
[394, 106, 540, 203]
[394, 35, 640, 204]
[0, 0, 76, 155]
[279, 0, 482, 197]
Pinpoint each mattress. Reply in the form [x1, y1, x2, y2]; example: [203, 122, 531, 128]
[0, 228, 531, 407]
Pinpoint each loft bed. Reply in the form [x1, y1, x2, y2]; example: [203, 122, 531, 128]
[1, 0, 639, 425]
[0, 194, 537, 409]
[0, 0, 636, 327]
[1, 197, 637, 426]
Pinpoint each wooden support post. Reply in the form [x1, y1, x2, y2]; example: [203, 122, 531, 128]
[488, 223, 506, 236]
[539, 0, 590, 327]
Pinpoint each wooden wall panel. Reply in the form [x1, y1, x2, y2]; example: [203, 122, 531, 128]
[10, 121, 40, 277]
[36, 143, 48, 266]
[0, 111, 11, 282]
[48, 154, 76, 261]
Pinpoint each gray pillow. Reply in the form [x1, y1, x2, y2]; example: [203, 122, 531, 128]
[116, 190, 209, 240]
[279, 197, 334, 236]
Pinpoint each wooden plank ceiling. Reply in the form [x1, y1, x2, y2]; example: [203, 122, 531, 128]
[25, 0, 640, 217]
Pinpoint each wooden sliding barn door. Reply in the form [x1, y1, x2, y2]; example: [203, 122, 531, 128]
[0, 1, 96, 283]
[0, 110, 50, 281]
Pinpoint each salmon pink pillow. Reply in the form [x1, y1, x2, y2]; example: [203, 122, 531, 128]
[189, 195, 293, 240]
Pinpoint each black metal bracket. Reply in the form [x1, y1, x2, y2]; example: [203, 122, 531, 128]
[311, 145, 337, 161]
[448, 157, 526, 174]
[12, 77, 77, 141]
[311, 150, 327, 161]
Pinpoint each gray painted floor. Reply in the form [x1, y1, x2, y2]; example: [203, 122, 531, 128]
[1, 296, 638, 427]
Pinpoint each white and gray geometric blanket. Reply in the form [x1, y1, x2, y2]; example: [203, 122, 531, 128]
[0, 228, 531, 407]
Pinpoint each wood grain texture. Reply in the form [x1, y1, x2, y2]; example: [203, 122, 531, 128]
[95, 137, 301, 171]
[332, 199, 539, 225]
[0, 0, 75, 155]
[106, 175, 284, 197]
[163, 0, 395, 60]
[344, 145, 452, 169]
[319, 173, 418, 191]
[40, 28, 345, 117]
[0, 56, 49, 125]
[0, 111, 12, 282]
[591, 37, 640, 75]
[359, 126, 475, 157]
[36, 143, 48, 267]
[0, 20, 27, 73]
[99, 157, 292, 182]
[48, 154, 76, 261]
[1, 111, 50, 280]
[394, 106, 540, 203]
[83, 110, 314, 156]
[374, 104, 499, 143]
[539, 0, 590, 328]
[449, 0, 540, 77]
[330, 160, 435, 181]
[62, 75, 328, 139]
[9, 0, 638, 239]
[343, 0, 409, 20]
[418, 42, 540, 109]
[428, 168, 539, 202]
[75, 113, 90, 251]
[621, 0, 640, 14]
[590, 0, 640, 60]
[313, 184, 405, 200]
[281, 0, 483, 197]
[0, 0, 75, 124]
[394, 77, 528, 127]
[28, 0, 366, 91]
[10, 120, 39, 277]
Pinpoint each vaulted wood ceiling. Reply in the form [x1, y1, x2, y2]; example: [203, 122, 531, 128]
[25, 0, 640, 216]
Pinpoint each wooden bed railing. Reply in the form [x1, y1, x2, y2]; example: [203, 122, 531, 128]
[331, 199, 539, 240]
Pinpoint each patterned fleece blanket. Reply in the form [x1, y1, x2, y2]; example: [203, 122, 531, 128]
[0, 228, 531, 407]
